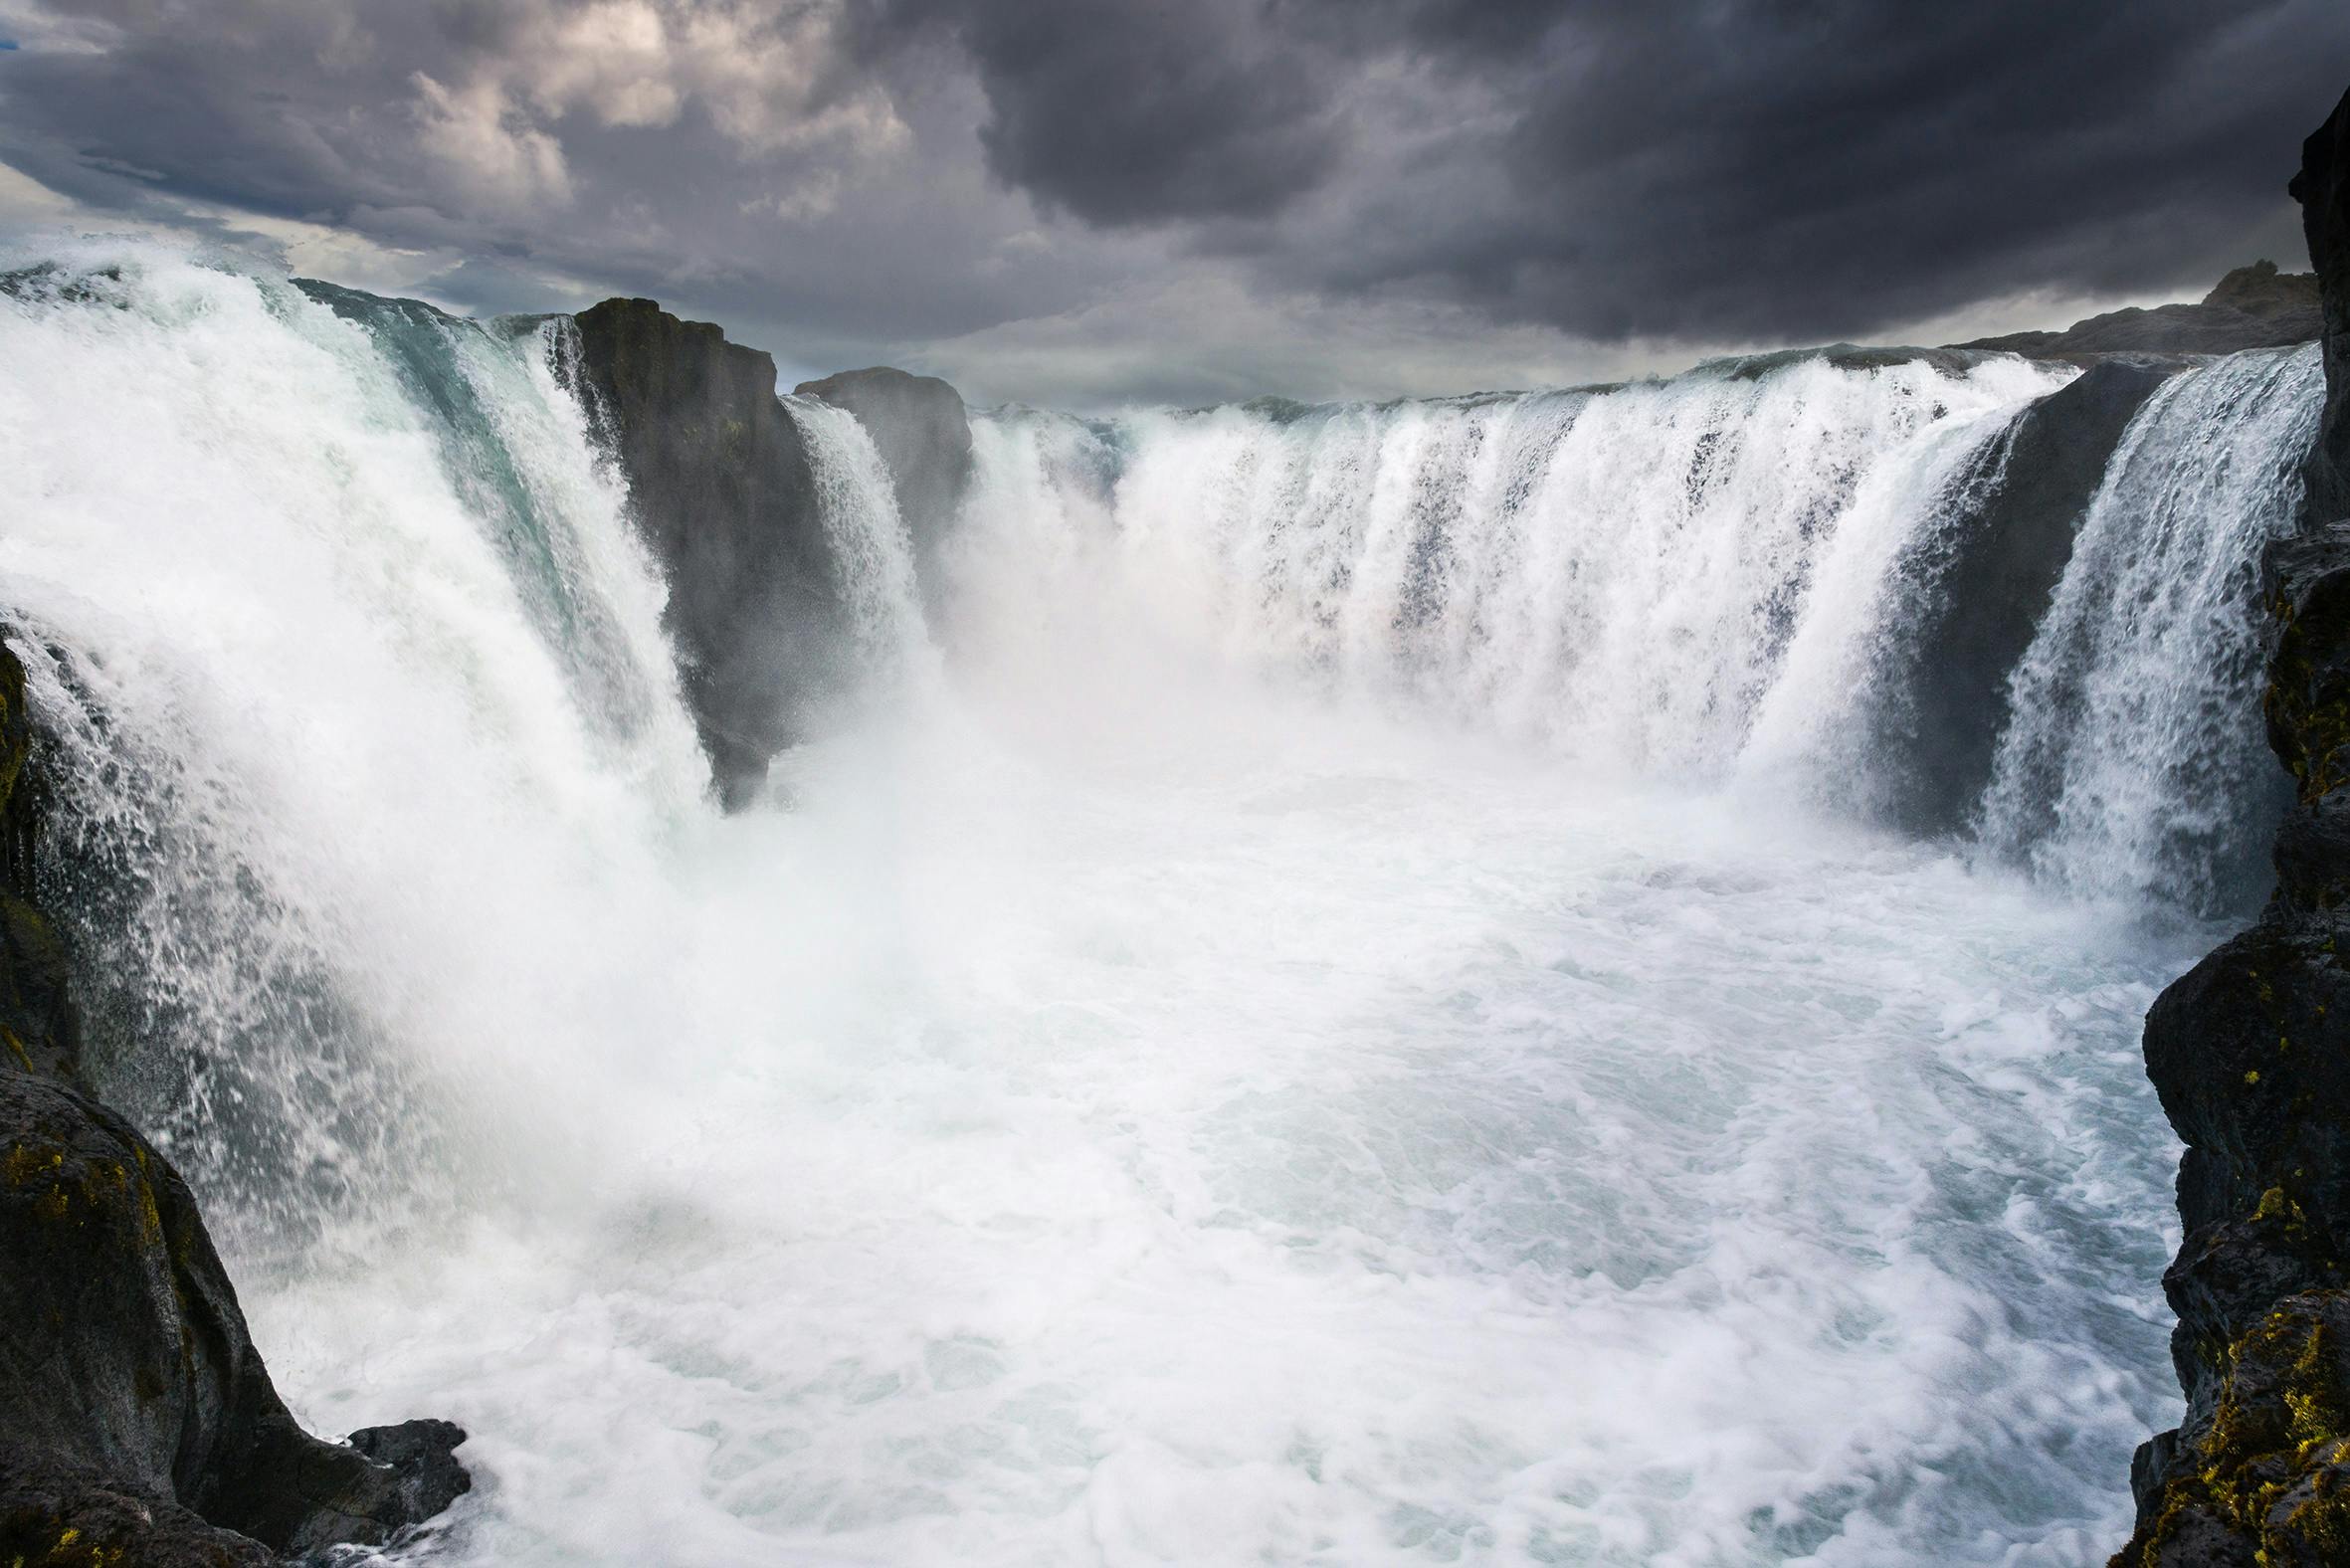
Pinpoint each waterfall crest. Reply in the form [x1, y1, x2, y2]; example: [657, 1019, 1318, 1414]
[956, 344, 2324, 912]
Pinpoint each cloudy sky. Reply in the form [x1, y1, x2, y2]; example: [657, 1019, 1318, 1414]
[0, 0, 2343, 407]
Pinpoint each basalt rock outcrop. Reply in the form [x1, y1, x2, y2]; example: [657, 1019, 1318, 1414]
[794, 366, 973, 596]
[1961, 261, 2321, 363]
[0, 639, 470, 1565]
[563, 302, 977, 805]
[565, 297, 843, 807]
[2112, 88, 2350, 1568]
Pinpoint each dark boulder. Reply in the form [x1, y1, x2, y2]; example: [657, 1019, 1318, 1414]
[1957, 261, 2320, 362]
[1861, 355, 2187, 833]
[563, 297, 842, 807]
[0, 1070, 469, 1557]
[794, 366, 973, 595]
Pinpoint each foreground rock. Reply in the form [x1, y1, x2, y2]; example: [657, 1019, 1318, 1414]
[2114, 87, 2350, 1567]
[794, 366, 973, 594]
[1959, 260, 2321, 362]
[0, 640, 468, 1563]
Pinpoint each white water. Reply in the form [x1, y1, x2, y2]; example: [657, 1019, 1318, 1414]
[792, 394, 937, 686]
[1002, 357, 2062, 776]
[0, 247, 2317, 1564]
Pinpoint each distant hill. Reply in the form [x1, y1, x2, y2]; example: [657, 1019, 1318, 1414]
[1955, 260, 2320, 360]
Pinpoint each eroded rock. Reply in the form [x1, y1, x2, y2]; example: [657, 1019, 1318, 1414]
[2119, 84, 2350, 1565]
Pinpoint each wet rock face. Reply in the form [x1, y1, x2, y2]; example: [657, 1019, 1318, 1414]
[2115, 1293, 2350, 1568]
[565, 297, 843, 807]
[2117, 85, 2350, 1565]
[0, 1072, 467, 1557]
[0, 647, 77, 1083]
[0, 638, 469, 1563]
[0, 1452, 272, 1568]
[793, 366, 973, 593]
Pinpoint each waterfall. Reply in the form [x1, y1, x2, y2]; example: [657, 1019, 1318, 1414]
[0, 245, 2324, 1565]
[954, 356, 2066, 772]
[1978, 343, 2324, 912]
[1, 247, 2323, 1264]
[0, 247, 709, 1257]
[787, 393, 938, 685]
[952, 344, 2324, 911]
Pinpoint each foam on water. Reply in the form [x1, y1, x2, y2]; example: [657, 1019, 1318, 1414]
[0, 245, 2312, 1563]
[256, 707, 2190, 1567]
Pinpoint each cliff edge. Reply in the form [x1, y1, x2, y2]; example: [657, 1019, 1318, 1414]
[794, 366, 972, 598]
[2112, 88, 2350, 1568]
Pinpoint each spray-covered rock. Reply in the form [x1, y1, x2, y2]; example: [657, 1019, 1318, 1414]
[794, 366, 973, 598]
[565, 297, 844, 807]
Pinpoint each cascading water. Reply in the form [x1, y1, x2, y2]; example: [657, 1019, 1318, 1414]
[1000, 354, 2067, 774]
[958, 345, 2321, 909]
[0, 243, 2326, 1565]
[0, 246, 710, 1260]
[790, 394, 938, 685]
[1978, 344, 2324, 912]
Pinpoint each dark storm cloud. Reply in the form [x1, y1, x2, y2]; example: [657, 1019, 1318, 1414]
[1465, 0, 2350, 339]
[0, 0, 1118, 358]
[0, 0, 2345, 402]
[874, 0, 2350, 342]
[876, 0, 1342, 225]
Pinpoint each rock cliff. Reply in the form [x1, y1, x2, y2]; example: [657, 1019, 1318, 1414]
[1864, 354, 2191, 834]
[564, 306, 974, 805]
[563, 298, 843, 807]
[2112, 87, 2350, 1568]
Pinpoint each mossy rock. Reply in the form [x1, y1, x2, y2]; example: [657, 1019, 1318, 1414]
[2118, 1291, 2350, 1567]
[0, 1068, 468, 1557]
